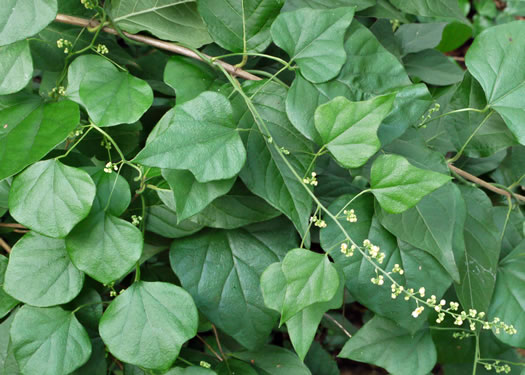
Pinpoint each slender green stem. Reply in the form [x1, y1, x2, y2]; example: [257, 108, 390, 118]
[448, 111, 494, 164]
[508, 174, 525, 189]
[335, 189, 372, 218]
[304, 146, 326, 178]
[249, 62, 291, 99]
[500, 196, 513, 241]
[472, 332, 480, 375]
[300, 206, 320, 249]
[236, 0, 248, 68]
[71, 300, 111, 314]
[429, 326, 470, 332]
[56, 127, 93, 160]
[245, 70, 289, 88]
[212, 52, 289, 67]
[146, 184, 171, 192]
[177, 357, 194, 367]
[419, 106, 489, 128]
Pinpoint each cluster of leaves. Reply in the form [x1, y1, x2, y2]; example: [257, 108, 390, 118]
[1, 0, 525, 374]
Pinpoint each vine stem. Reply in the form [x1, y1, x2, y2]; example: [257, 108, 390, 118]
[323, 313, 352, 338]
[54, 13, 517, 206]
[54, 14, 261, 81]
[448, 111, 494, 163]
[449, 164, 525, 203]
[0, 237, 11, 254]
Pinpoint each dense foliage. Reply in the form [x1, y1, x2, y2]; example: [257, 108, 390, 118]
[1, 0, 525, 374]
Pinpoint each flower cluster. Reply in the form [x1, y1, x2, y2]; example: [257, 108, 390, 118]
[81, 0, 97, 9]
[340, 242, 356, 257]
[482, 361, 512, 373]
[371, 274, 384, 286]
[56, 39, 73, 54]
[363, 239, 385, 264]
[391, 283, 404, 299]
[344, 209, 357, 223]
[131, 215, 142, 226]
[104, 162, 118, 174]
[310, 215, 327, 228]
[419, 102, 441, 127]
[200, 361, 212, 369]
[303, 172, 318, 186]
[95, 44, 109, 55]
[69, 127, 84, 138]
[49, 86, 66, 98]
[100, 137, 112, 150]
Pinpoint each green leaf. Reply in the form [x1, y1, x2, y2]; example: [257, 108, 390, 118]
[371, 154, 452, 214]
[10, 306, 91, 375]
[4, 232, 84, 307]
[134, 91, 246, 182]
[278, 249, 339, 323]
[282, 0, 375, 11]
[170, 221, 297, 349]
[146, 205, 204, 239]
[403, 49, 465, 86]
[455, 186, 500, 314]
[0, 95, 80, 180]
[271, 7, 355, 83]
[65, 212, 143, 284]
[314, 94, 395, 168]
[234, 81, 313, 238]
[320, 195, 452, 331]
[67, 288, 103, 337]
[67, 55, 153, 127]
[489, 240, 525, 347]
[377, 183, 465, 283]
[164, 56, 221, 104]
[162, 169, 235, 222]
[99, 281, 198, 370]
[233, 345, 311, 375]
[285, 21, 430, 144]
[304, 342, 339, 375]
[395, 23, 447, 55]
[0, 256, 18, 319]
[89, 169, 131, 216]
[0, 0, 57, 46]
[0, 310, 20, 375]
[261, 262, 343, 359]
[339, 315, 437, 375]
[110, 0, 212, 48]
[0, 179, 9, 217]
[9, 160, 96, 238]
[217, 360, 257, 375]
[446, 73, 517, 158]
[389, 0, 468, 23]
[0, 41, 33, 95]
[197, 0, 284, 53]
[71, 338, 107, 375]
[466, 21, 525, 144]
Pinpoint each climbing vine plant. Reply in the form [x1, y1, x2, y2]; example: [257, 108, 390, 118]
[1, 0, 525, 374]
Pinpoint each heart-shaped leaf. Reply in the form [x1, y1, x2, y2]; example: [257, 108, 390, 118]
[66, 212, 143, 284]
[4, 232, 84, 307]
[99, 281, 198, 370]
[314, 94, 395, 168]
[466, 21, 525, 145]
[9, 160, 96, 238]
[10, 306, 91, 375]
[134, 91, 246, 183]
[371, 154, 452, 214]
[271, 7, 355, 83]
[67, 55, 153, 127]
